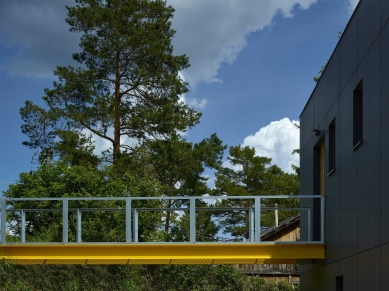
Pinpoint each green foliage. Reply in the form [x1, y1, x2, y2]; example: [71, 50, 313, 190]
[150, 264, 244, 291]
[54, 129, 99, 166]
[213, 146, 300, 239]
[4, 162, 163, 243]
[20, 0, 201, 160]
[244, 278, 299, 291]
[140, 133, 225, 239]
[0, 261, 299, 291]
[168, 199, 220, 242]
[143, 133, 225, 197]
[291, 123, 300, 176]
[313, 59, 328, 83]
[0, 262, 147, 291]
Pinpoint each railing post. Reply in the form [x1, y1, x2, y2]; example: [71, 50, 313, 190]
[133, 209, 138, 243]
[249, 208, 254, 242]
[1, 198, 6, 244]
[321, 196, 325, 243]
[307, 208, 311, 242]
[190, 197, 196, 243]
[21, 210, 26, 243]
[126, 198, 131, 243]
[254, 197, 261, 243]
[63, 199, 68, 243]
[77, 209, 82, 243]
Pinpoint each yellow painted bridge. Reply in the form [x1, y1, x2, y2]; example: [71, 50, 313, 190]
[0, 196, 325, 265]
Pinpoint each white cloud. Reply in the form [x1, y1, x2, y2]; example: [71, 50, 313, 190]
[168, 0, 317, 85]
[345, 0, 360, 13]
[178, 72, 208, 110]
[241, 118, 299, 173]
[181, 97, 208, 110]
[186, 98, 208, 109]
[0, 0, 317, 85]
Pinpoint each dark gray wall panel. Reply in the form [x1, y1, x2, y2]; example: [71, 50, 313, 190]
[320, 46, 340, 112]
[300, 270, 314, 291]
[339, 255, 358, 291]
[357, 38, 381, 252]
[312, 48, 340, 130]
[357, 0, 381, 63]
[339, 72, 358, 259]
[323, 261, 340, 291]
[300, 98, 313, 150]
[381, 23, 389, 244]
[324, 102, 340, 263]
[381, 243, 389, 288]
[339, 11, 358, 92]
[313, 47, 340, 130]
[382, 0, 389, 29]
[313, 82, 326, 130]
[313, 266, 326, 291]
[357, 247, 381, 291]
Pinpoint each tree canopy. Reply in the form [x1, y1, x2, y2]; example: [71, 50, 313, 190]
[21, 0, 200, 161]
[213, 146, 300, 240]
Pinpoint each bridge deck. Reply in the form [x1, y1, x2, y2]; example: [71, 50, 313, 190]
[0, 243, 324, 264]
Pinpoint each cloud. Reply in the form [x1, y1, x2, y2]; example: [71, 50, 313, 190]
[168, 0, 317, 85]
[180, 96, 208, 110]
[345, 0, 360, 13]
[241, 118, 299, 173]
[178, 73, 208, 110]
[0, 0, 80, 78]
[0, 0, 317, 85]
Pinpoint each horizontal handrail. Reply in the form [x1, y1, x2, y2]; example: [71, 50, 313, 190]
[1, 195, 322, 201]
[0, 195, 324, 245]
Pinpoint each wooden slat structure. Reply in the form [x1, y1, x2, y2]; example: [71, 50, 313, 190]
[237, 215, 302, 283]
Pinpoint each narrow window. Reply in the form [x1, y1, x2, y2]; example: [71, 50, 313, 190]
[336, 275, 343, 291]
[353, 81, 363, 148]
[328, 119, 335, 174]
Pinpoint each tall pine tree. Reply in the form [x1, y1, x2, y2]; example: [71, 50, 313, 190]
[20, 0, 200, 161]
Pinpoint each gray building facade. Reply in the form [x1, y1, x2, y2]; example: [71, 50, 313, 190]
[299, 0, 389, 290]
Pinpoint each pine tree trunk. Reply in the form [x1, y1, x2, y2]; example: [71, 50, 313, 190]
[114, 51, 121, 161]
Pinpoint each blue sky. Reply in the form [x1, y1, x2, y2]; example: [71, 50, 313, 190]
[0, 0, 359, 194]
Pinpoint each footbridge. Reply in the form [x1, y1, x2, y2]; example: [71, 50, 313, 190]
[0, 195, 324, 264]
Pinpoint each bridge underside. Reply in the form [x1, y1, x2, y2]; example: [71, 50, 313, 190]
[0, 243, 324, 265]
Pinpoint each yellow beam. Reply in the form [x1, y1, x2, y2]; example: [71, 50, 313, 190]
[0, 243, 324, 265]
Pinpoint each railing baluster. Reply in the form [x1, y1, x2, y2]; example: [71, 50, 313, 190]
[63, 199, 68, 243]
[21, 210, 26, 243]
[126, 198, 131, 243]
[77, 209, 82, 243]
[1, 198, 6, 244]
[133, 209, 138, 243]
[190, 197, 196, 243]
[255, 197, 261, 243]
[249, 208, 254, 242]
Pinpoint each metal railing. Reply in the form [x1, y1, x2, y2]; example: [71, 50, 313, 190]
[0, 195, 324, 244]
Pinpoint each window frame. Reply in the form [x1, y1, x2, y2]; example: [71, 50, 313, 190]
[328, 119, 335, 175]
